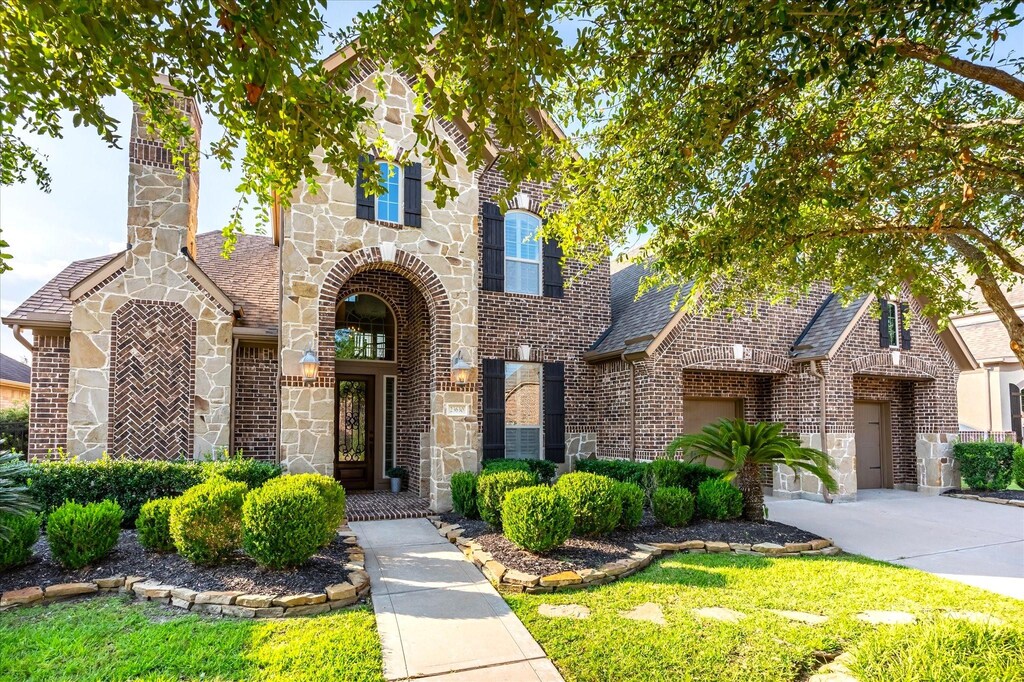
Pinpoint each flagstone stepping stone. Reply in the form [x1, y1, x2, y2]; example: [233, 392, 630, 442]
[538, 603, 591, 619]
[856, 610, 916, 625]
[943, 610, 1004, 625]
[693, 607, 746, 623]
[769, 609, 829, 625]
[619, 602, 666, 625]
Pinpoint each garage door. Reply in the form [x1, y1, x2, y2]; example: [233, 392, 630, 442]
[683, 398, 742, 435]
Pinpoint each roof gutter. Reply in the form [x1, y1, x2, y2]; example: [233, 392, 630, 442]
[10, 325, 35, 353]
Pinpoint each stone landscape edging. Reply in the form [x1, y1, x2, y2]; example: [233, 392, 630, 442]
[944, 492, 1024, 509]
[429, 517, 841, 594]
[0, 527, 370, 618]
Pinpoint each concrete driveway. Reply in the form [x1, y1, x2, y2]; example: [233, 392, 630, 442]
[766, 489, 1024, 600]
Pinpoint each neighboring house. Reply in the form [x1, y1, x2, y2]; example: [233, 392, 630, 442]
[952, 287, 1024, 441]
[1, 56, 976, 509]
[0, 353, 31, 409]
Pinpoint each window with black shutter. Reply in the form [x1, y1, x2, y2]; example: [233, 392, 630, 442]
[482, 358, 505, 460]
[1011, 384, 1022, 442]
[355, 154, 375, 221]
[542, 234, 564, 298]
[403, 162, 421, 228]
[899, 302, 912, 349]
[543, 361, 566, 463]
[482, 202, 504, 292]
[879, 299, 898, 348]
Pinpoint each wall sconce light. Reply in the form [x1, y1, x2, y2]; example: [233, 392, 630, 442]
[300, 348, 320, 383]
[379, 241, 397, 263]
[518, 344, 532, 361]
[891, 350, 901, 367]
[452, 350, 473, 385]
[733, 343, 745, 360]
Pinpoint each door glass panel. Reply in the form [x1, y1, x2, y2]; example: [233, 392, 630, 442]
[384, 376, 396, 471]
[337, 380, 368, 463]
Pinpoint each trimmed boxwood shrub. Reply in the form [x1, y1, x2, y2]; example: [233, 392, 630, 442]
[477, 470, 537, 527]
[451, 471, 478, 518]
[555, 472, 622, 536]
[575, 458, 648, 487]
[615, 481, 645, 530]
[47, 500, 123, 569]
[695, 479, 743, 521]
[263, 474, 345, 545]
[169, 479, 247, 566]
[135, 497, 176, 552]
[202, 456, 282, 489]
[501, 486, 574, 553]
[481, 458, 557, 484]
[0, 512, 40, 570]
[650, 459, 722, 493]
[652, 487, 694, 527]
[243, 478, 328, 569]
[953, 442, 1014, 491]
[1014, 445, 1024, 488]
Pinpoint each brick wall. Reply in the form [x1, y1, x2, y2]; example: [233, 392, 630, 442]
[234, 344, 278, 460]
[28, 334, 70, 458]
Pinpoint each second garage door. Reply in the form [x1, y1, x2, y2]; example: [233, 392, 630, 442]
[683, 398, 742, 434]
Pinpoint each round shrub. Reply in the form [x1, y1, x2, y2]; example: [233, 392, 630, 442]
[47, 500, 123, 569]
[477, 470, 537, 527]
[555, 472, 622, 536]
[652, 487, 694, 527]
[243, 480, 328, 569]
[0, 512, 40, 570]
[262, 474, 345, 545]
[170, 479, 246, 566]
[615, 481, 645, 530]
[695, 479, 743, 521]
[650, 459, 721, 493]
[501, 486, 574, 553]
[451, 471, 478, 518]
[136, 497, 176, 552]
[1013, 445, 1024, 488]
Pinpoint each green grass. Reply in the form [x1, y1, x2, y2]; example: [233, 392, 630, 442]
[0, 596, 383, 681]
[505, 553, 1024, 682]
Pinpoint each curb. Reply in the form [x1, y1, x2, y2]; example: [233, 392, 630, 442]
[945, 492, 1024, 509]
[429, 517, 841, 594]
[0, 527, 371, 618]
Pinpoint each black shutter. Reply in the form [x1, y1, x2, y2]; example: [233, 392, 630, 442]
[482, 358, 505, 460]
[542, 231, 564, 298]
[482, 202, 504, 292]
[1011, 384, 1022, 442]
[543, 362, 566, 463]
[403, 162, 422, 228]
[899, 302, 912, 350]
[355, 154, 375, 221]
[878, 299, 890, 348]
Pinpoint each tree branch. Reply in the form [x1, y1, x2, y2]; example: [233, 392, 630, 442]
[879, 38, 1024, 102]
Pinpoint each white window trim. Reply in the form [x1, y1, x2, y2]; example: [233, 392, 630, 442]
[885, 300, 900, 349]
[504, 361, 545, 461]
[376, 161, 403, 224]
[382, 374, 397, 476]
[504, 210, 543, 296]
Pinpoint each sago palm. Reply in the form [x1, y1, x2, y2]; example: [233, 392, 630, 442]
[667, 419, 836, 521]
[0, 449, 37, 538]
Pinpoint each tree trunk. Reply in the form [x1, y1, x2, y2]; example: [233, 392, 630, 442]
[736, 461, 765, 521]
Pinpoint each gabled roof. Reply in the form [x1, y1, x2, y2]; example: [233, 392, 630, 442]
[0, 353, 30, 385]
[588, 262, 693, 358]
[953, 319, 1016, 364]
[3, 232, 279, 331]
[790, 293, 870, 360]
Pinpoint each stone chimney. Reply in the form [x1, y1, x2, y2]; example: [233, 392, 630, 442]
[126, 78, 201, 261]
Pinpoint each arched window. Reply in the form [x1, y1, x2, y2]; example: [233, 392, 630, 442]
[335, 294, 395, 361]
[504, 210, 542, 295]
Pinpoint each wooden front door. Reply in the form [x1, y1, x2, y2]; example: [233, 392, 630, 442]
[854, 401, 888, 489]
[335, 375, 375, 490]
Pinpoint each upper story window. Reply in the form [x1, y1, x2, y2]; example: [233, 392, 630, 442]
[335, 294, 395, 361]
[884, 300, 898, 348]
[504, 211, 542, 295]
[377, 162, 401, 223]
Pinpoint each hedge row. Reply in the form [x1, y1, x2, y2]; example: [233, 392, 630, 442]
[952, 442, 1017, 491]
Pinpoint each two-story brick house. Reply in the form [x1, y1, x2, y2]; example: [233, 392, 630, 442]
[3, 59, 976, 510]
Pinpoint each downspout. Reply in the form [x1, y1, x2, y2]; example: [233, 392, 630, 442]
[229, 337, 239, 457]
[808, 359, 833, 503]
[11, 325, 35, 353]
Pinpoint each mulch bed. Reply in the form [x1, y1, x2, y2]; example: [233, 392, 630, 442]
[943, 488, 1024, 502]
[0, 530, 352, 595]
[441, 511, 822, 576]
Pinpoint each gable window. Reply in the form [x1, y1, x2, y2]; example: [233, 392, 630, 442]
[377, 162, 401, 223]
[504, 211, 542, 295]
[335, 294, 395, 361]
[505, 362, 542, 459]
[884, 300, 898, 348]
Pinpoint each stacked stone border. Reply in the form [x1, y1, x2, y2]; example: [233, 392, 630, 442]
[429, 517, 841, 594]
[0, 528, 370, 618]
[944, 492, 1024, 509]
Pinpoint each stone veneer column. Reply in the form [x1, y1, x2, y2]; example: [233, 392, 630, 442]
[773, 433, 856, 502]
[565, 432, 597, 474]
[916, 433, 960, 494]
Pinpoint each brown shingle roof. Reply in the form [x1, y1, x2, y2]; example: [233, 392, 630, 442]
[3, 232, 279, 330]
[953, 319, 1015, 363]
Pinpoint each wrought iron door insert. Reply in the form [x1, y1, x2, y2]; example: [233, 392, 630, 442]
[335, 376, 375, 489]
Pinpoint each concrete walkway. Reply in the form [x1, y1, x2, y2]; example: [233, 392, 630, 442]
[350, 518, 563, 681]
[766, 489, 1024, 600]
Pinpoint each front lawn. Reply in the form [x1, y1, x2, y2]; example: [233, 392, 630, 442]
[0, 596, 383, 682]
[506, 553, 1024, 682]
